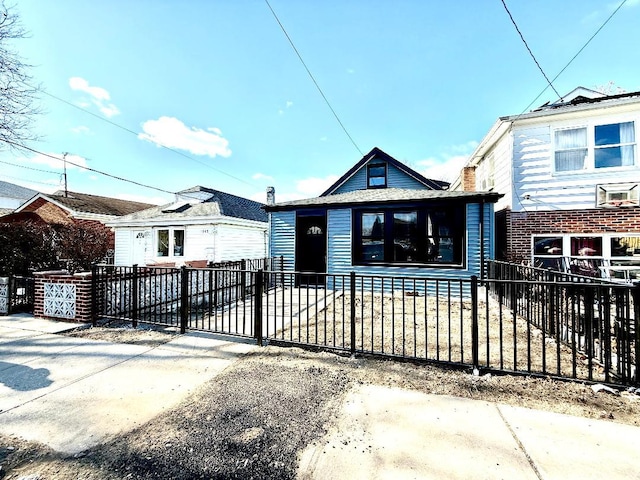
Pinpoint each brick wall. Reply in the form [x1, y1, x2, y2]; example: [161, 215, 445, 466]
[33, 271, 93, 323]
[461, 166, 476, 192]
[503, 206, 640, 261]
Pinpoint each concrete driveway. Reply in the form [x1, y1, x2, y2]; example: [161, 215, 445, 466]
[0, 314, 255, 454]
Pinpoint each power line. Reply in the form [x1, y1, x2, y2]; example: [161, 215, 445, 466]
[264, 0, 363, 156]
[25, 82, 257, 188]
[500, 0, 561, 100]
[519, 0, 629, 114]
[0, 158, 59, 175]
[1, 138, 177, 197]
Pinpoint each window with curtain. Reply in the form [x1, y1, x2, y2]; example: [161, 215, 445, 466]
[554, 127, 587, 172]
[595, 122, 635, 168]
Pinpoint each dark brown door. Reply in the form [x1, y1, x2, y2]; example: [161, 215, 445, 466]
[295, 213, 327, 286]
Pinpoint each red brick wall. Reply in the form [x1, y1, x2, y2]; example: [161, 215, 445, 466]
[502, 207, 640, 261]
[33, 271, 93, 323]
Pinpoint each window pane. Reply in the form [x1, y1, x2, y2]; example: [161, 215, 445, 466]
[595, 123, 622, 146]
[393, 212, 418, 261]
[595, 145, 634, 168]
[570, 237, 602, 256]
[426, 209, 463, 264]
[369, 165, 385, 177]
[157, 230, 169, 256]
[611, 236, 640, 257]
[555, 149, 586, 171]
[533, 257, 564, 271]
[361, 239, 384, 261]
[533, 236, 563, 255]
[368, 164, 386, 187]
[362, 213, 384, 237]
[555, 127, 587, 149]
[173, 230, 184, 256]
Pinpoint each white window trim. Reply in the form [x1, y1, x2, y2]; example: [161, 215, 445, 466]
[552, 120, 637, 175]
[155, 227, 185, 258]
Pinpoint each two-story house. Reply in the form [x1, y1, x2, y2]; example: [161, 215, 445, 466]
[454, 87, 640, 281]
[265, 147, 502, 285]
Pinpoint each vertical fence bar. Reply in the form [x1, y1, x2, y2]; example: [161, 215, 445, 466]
[471, 276, 479, 371]
[633, 284, 640, 386]
[91, 264, 98, 326]
[179, 266, 188, 334]
[132, 264, 139, 329]
[254, 269, 263, 346]
[350, 271, 356, 355]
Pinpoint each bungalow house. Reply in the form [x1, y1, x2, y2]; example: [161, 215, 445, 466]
[3, 190, 155, 257]
[453, 87, 640, 281]
[107, 186, 268, 267]
[264, 147, 502, 285]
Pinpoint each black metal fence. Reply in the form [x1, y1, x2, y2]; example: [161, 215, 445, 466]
[90, 258, 638, 387]
[92, 257, 284, 336]
[1, 276, 35, 314]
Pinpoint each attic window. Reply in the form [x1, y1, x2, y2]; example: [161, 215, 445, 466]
[367, 163, 387, 188]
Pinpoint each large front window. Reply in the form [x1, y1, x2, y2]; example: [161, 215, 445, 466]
[554, 121, 636, 172]
[355, 206, 465, 266]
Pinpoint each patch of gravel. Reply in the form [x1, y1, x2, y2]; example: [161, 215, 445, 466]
[2, 328, 639, 479]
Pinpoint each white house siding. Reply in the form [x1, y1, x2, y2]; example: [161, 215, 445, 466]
[332, 162, 429, 194]
[512, 110, 640, 213]
[114, 229, 132, 265]
[477, 132, 513, 212]
[185, 225, 216, 262]
[269, 211, 296, 271]
[214, 224, 267, 263]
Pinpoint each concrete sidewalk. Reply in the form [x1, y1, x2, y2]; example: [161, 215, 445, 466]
[2, 315, 639, 479]
[0, 314, 256, 454]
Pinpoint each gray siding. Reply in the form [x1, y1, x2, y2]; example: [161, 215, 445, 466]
[333, 161, 429, 194]
[269, 211, 296, 272]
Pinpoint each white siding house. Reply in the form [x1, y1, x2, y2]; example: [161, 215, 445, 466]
[455, 87, 640, 281]
[108, 186, 268, 267]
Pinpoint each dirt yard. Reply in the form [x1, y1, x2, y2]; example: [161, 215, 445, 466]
[1, 324, 639, 479]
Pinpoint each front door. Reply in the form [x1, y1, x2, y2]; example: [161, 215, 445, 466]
[295, 213, 327, 286]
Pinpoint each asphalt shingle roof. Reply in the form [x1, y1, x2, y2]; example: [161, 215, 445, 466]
[49, 191, 155, 216]
[265, 188, 503, 212]
[0, 181, 38, 201]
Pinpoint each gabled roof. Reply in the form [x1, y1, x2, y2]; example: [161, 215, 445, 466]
[16, 191, 154, 217]
[265, 188, 502, 212]
[110, 186, 267, 224]
[0, 181, 38, 201]
[320, 147, 449, 196]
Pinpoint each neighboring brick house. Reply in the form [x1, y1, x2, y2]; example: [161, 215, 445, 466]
[2, 190, 155, 252]
[453, 87, 640, 281]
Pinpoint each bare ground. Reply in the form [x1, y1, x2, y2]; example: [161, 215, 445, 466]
[1, 324, 639, 480]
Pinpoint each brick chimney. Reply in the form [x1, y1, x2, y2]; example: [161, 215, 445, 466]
[461, 166, 477, 192]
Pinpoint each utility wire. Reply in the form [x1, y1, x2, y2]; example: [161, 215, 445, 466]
[1, 138, 177, 196]
[24, 82, 257, 188]
[500, 0, 562, 101]
[0, 158, 59, 175]
[264, 0, 363, 156]
[519, 0, 628, 114]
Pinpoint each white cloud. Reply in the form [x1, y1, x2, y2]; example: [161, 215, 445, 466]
[70, 125, 91, 135]
[252, 172, 274, 181]
[295, 175, 340, 197]
[26, 152, 88, 171]
[69, 77, 120, 118]
[116, 193, 167, 206]
[138, 116, 232, 158]
[415, 141, 479, 183]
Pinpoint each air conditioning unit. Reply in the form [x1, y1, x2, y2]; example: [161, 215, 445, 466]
[596, 183, 639, 208]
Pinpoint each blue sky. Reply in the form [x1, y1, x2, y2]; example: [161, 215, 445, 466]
[2, 0, 640, 205]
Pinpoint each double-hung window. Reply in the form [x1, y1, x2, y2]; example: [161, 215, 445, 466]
[554, 121, 636, 172]
[367, 163, 387, 188]
[157, 228, 185, 257]
[355, 205, 465, 266]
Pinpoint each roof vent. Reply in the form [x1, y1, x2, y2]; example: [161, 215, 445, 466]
[161, 201, 190, 213]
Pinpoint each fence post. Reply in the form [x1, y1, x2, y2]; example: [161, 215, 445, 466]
[91, 264, 97, 326]
[471, 275, 479, 372]
[241, 259, 247, 301]
[132, 264, 139, 329]
[180, 266, 188, 334]
[254, 269, 263, 346]
[633, 283, 640, 386]
[350, 271, 356, 355]
[6, 276, 13, 315]
[584, 286, 595, 380]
